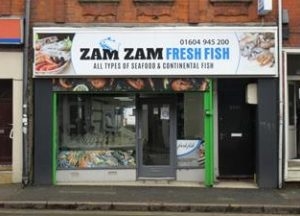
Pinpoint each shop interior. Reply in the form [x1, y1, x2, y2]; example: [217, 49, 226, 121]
[56, 93, 205, 172]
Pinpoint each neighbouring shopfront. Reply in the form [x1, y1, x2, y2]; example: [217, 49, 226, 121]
[0, 18, 23, 183]
[284, 50, 300, 182]
[33, 26, 279, 188]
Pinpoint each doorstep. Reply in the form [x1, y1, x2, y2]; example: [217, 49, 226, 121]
[214, 179, 258, 189]
[0, 165, 12, 171]
[0, 171, 12, 184]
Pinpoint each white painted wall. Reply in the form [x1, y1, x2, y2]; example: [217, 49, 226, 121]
[0, 52, 23, 79]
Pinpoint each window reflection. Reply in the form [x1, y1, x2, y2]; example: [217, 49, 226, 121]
[289, 84, 295, 126]
[57, 94, 136, 169]
[177, 93, 204, 139]
[177, 93, 205, 168]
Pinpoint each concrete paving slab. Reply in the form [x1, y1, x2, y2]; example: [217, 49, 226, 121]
[0, 184, 300, 214]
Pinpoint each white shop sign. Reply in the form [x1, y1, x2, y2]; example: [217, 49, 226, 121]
[33, 26, 277, 77]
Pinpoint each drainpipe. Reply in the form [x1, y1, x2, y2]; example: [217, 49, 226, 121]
[22, 0, 30, 187]
[278, 0, 283, 189]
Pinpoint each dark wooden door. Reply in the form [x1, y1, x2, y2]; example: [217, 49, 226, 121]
[0, 80, 12, 165]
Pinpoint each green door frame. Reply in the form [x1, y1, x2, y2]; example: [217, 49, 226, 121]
[204, 79, 214, 187]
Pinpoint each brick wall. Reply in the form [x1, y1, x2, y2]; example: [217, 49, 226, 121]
[0, 0, 24, 16]
[282, 0, 300, 47]
[30, 0, 278, 24]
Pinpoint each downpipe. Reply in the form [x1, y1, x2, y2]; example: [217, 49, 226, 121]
[22, 0, 31, 187]
[278, 0, 283, 189]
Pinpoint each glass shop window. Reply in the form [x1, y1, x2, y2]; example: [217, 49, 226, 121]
[56, 94, 136, 169]
[177, 93, 204, 139]
[289, 84, 295, 126]
[177, 93, 205, 168]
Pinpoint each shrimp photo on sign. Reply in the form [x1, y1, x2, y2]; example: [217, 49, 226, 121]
[237, 31, 276, 75]
[34, 33, 74, 75]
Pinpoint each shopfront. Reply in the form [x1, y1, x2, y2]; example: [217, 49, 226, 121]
[33, 26, 279, 188]
[36, 78, 208, 184]
[0, 18, 23, 183]
[284, 50, 300, 182]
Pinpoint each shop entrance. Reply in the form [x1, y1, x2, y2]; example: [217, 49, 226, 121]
[218, 79, 255, 179]
[0, 80, 12, 166]
[137, 96, 176, 178]
[287, 82, 300, 160]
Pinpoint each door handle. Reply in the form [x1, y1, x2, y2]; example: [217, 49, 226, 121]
[9, 129, 13, 139]
[9, 123, 13, 139]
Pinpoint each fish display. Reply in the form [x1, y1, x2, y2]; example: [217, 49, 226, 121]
[57, 150, 136, 169]
[34, 34, 73, 74]
[239, 32, 275, 67]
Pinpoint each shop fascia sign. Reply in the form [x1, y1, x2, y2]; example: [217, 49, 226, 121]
[0, 18, 23, 44]
[33, 26, 278, 77]
[258, 0, 272, 15]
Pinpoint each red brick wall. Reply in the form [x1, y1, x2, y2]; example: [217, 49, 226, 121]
[30, 0, 278, 24]
[282, 0, 300, 47]
[0, 0, 24, 16]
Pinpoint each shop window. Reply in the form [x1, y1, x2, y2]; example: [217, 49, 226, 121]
[177, 93, 205, 168]
[177, 93, 204, 139]
[289, 84, 295, 126]
[57, 94, 136, 169]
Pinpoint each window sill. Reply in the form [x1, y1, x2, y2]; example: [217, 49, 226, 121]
[210, 0, 252, 2]
[134, 0, 174, 3]
[79, 0, 120, 3]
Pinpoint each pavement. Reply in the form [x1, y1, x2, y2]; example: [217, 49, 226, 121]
[0, 183, 300, 214]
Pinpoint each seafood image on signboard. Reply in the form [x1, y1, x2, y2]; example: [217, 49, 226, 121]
[34, 34, 74, 75]
[239, 32, 275, 68]
[52, 78, 210, 92]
